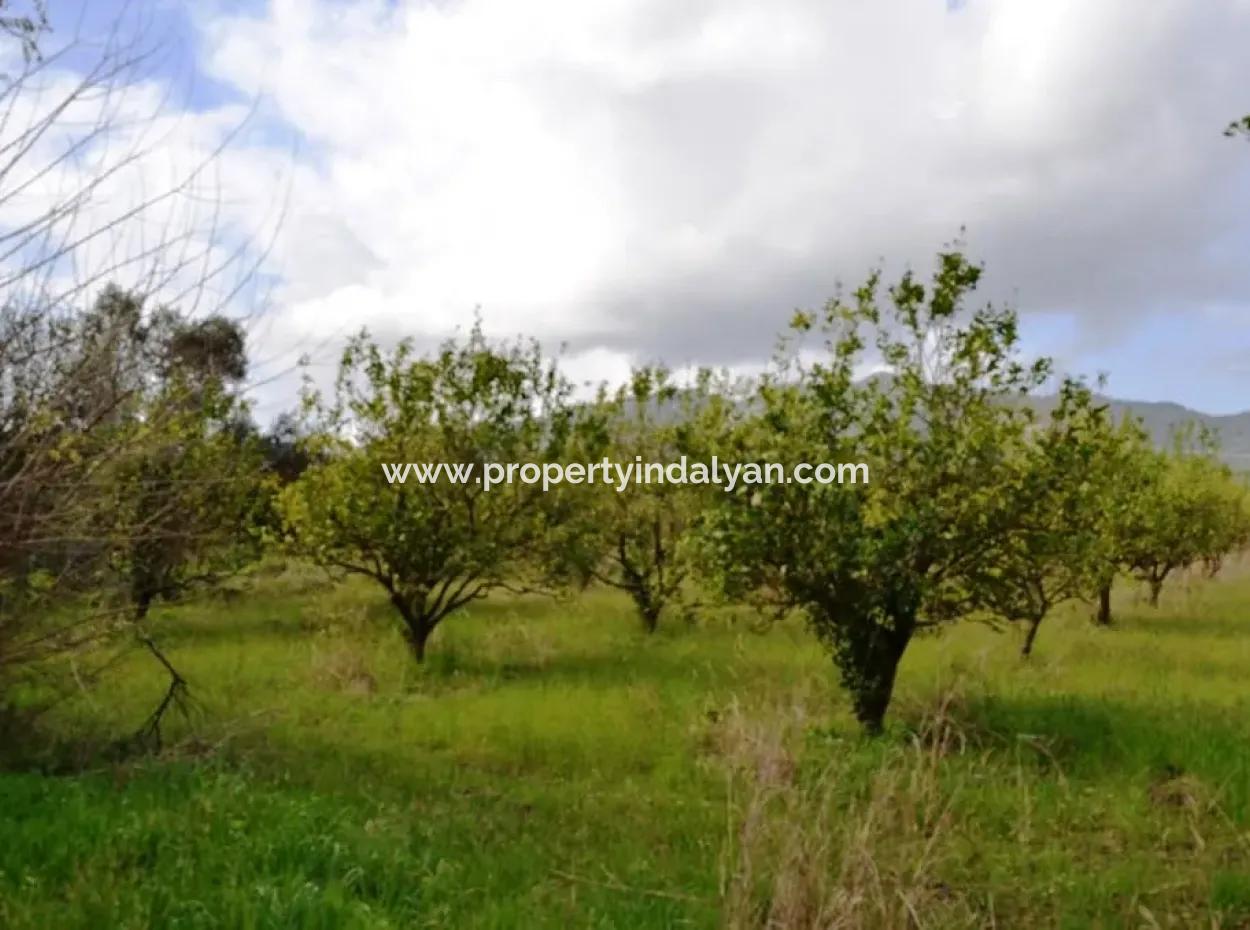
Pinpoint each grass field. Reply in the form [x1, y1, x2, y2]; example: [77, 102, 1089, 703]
[4, 561, 1250, 928]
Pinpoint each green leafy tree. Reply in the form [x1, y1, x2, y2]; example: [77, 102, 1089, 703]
[964, 380, 1110, 656]
[696, 251, 1049, 734]
[1118, 440, 1233, 608]
[568, 367, 730, 633]
[1071, 421, 1248, 624]
[25, 285, 267, 625]
[279, 324, 579, 663]
[104, 309, 268, 623]
[1077, 414, 1157, 627]
[1195, 470, 1250, 578]
[1129, 453, 1191, 608]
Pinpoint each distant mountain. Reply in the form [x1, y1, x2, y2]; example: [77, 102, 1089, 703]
[869, 374, 1250, 464]
[625, 377, 1250, 465]
[1026, 394, 1250, 466]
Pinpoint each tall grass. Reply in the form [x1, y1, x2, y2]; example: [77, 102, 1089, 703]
[3, 561, 1250, 926]
[717, 680, 1250, 928]
[718, 694, 979, 928]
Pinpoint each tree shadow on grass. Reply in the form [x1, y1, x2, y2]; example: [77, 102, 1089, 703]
[151, 612, 312, 647]
[917, 691, 1250, 820]
[412, 636, 775, 694]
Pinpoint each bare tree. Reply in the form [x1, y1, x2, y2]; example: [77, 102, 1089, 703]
[0, 1, 48, 64]
[0, 2, 279, 750]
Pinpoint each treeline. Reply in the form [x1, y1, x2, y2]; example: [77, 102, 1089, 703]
[4, 5, 1250, 753]
[5, 253, 1246, 744]
[274, 253, 1250, 732]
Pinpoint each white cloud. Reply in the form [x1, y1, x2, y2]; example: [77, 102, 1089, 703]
[14, 0, 1250, 416]
[196, 0, 1250, 366]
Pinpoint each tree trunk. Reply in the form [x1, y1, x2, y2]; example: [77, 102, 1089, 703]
[405, 625, 430, 663]
[1148, 578, 1163, 608]
[847, 625, 911, 736]
[1095, 581, 1113, 626]
[390, 593, 432, 663]
[130, 566, 158, 622]
[851, 664, 899, 736]
[1021, 615, 1043, 657]
[630, 585, 661, 634]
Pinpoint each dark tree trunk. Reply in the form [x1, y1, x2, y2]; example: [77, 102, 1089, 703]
[1095, 581, 1113, 626]
[405, 624, 431, 663]
[130, 564, 159, 622]
[1021, 615, 1043, 657]
[390, 592, 433, 663]
[847, 624, 911, 736]
[641, 605, 660, 634]
[629, 584, 661, 634]
[1148, 578, 1164, 608]
[852, 675, 896, 736]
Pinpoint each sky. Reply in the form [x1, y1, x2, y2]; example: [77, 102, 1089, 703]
[10, 0, 1250, 417]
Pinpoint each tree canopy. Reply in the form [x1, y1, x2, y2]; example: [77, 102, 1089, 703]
[695, 251, 1052, 732]
[279, 323, 581, 662]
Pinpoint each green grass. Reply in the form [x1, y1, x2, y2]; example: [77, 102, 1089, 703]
[4, 560, 1250, 927]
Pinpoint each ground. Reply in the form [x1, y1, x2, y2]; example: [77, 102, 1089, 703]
[3, 561, 1250, 928]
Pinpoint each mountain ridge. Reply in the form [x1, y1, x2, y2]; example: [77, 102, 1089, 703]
[1027, 393, 1250, 464]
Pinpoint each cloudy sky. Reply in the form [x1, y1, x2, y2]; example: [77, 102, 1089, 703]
[13, 0, 1250, 416]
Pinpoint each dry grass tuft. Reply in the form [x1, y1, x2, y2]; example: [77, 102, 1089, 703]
[309, 641, 378, 695]
[1148, 769, 1212, 813]
[476, 620, 560, 671]
[717, 691, 985, 930]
